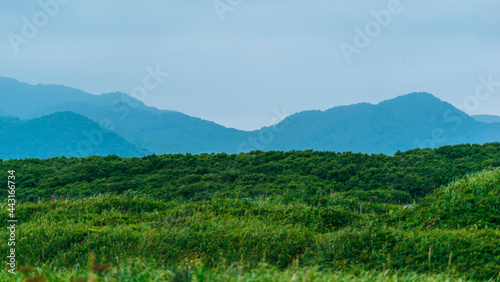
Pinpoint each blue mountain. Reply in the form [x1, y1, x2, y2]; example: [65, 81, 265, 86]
[0, 112, 147, 160]
[1, 77, 499, 158]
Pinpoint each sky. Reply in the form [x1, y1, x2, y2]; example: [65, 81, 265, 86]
[1, 0, 499, 131]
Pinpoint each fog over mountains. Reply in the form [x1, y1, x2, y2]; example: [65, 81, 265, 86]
[1, 77, 499, 160]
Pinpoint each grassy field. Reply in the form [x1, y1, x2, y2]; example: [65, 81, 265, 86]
[2, 262, 489, 281]
[1, 165, 499, 281]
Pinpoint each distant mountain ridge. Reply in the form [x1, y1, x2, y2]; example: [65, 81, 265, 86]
[0, 77, 248, 155]
[278, 93, 500, 153]
[0, 112, 146, 160]
[1, 76, 499, 159]
[0, 77, 162, 118]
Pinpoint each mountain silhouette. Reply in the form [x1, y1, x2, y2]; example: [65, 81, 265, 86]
[261, 92, 500, 153]
[0, 77, 246, 154]
[0, 77, 499, 158]
[0, 111, 147, 160]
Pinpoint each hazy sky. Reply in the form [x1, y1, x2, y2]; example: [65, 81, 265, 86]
[1, 0, 499, 130]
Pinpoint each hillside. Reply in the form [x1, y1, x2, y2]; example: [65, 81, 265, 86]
[1, 145, 499, 280]
[0, 112, 147, 160]
[405, 168, 500, 229]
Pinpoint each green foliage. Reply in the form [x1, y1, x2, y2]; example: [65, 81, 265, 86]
[404, 168, 500, 230]
[2, 143, 500, 204]
[1, 261, 479, 281]
[2, 144, 500, 280]
[311, 227, 500, 278]
[2, 164, 500, 280]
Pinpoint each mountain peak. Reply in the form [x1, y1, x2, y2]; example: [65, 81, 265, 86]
[382, 92, 442, 104]
[376, 92, 459, 115]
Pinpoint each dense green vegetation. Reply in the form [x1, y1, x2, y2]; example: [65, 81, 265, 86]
[0, 262, 485, 282]
[2, 143, 500, 203]
[1, 143, 500, 281]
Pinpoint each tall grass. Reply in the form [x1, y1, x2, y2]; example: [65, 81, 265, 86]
[1, 168, 499, 280]
[2, 260, 490, 281]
